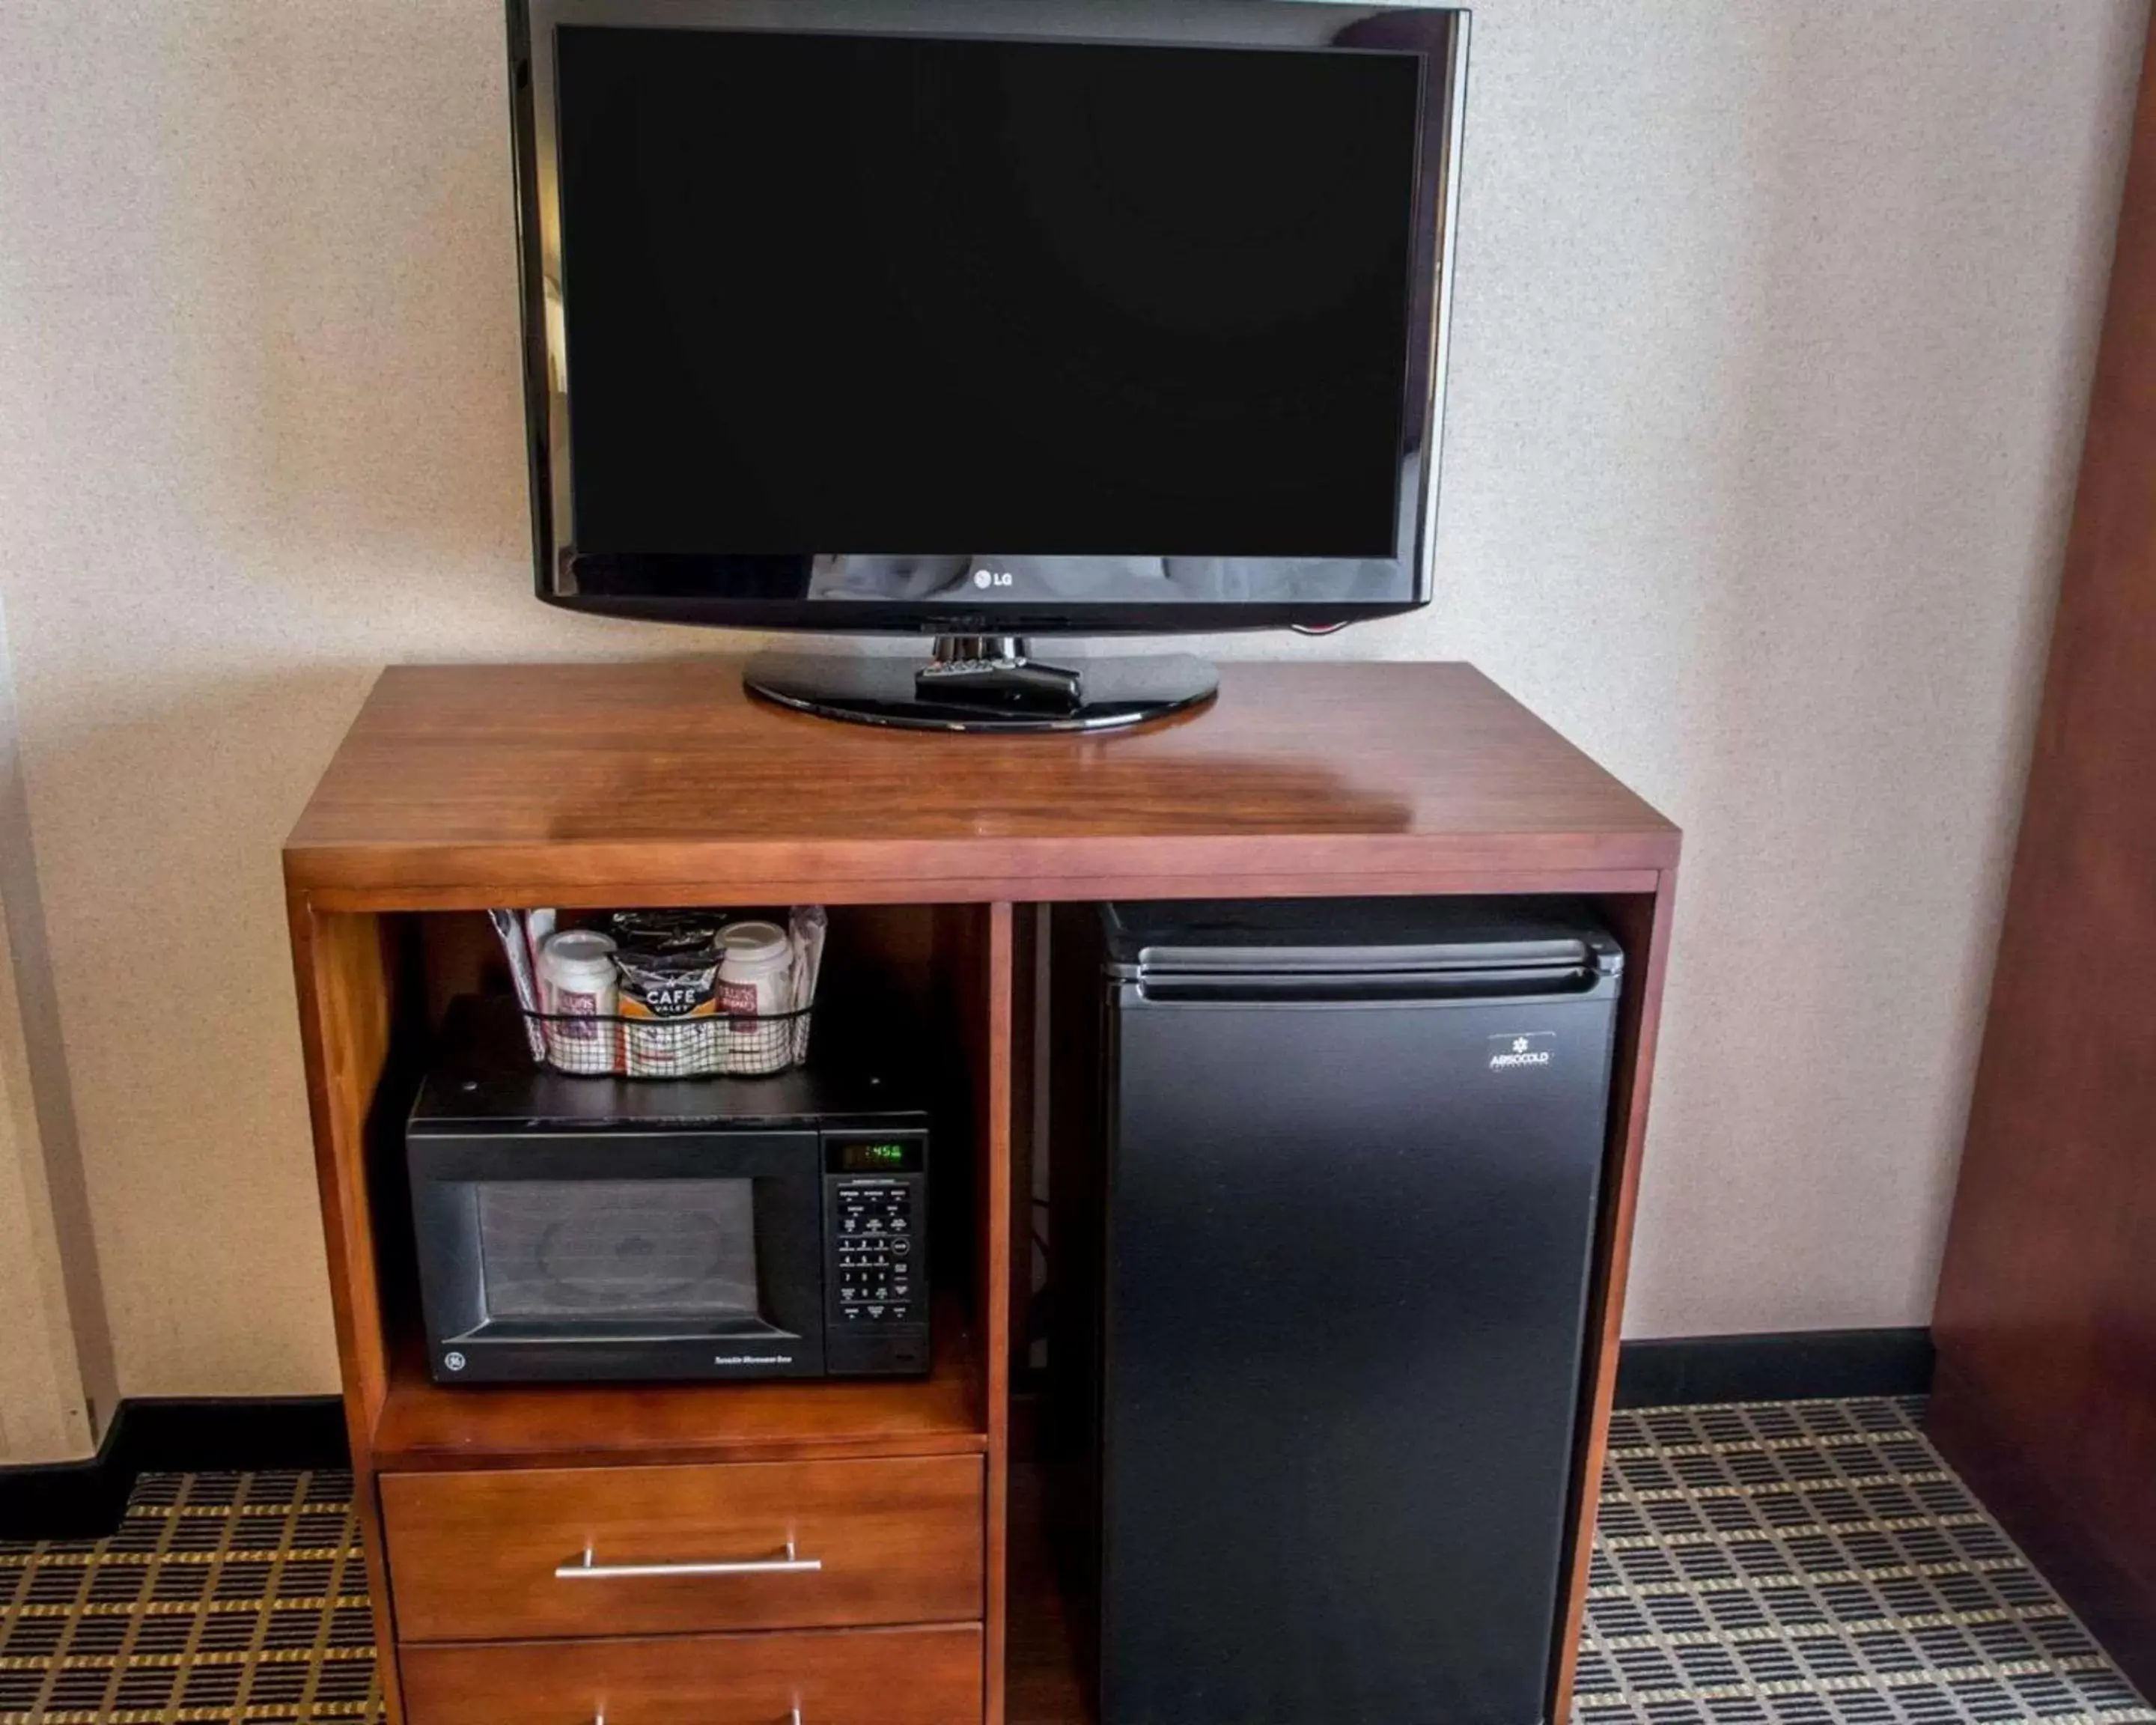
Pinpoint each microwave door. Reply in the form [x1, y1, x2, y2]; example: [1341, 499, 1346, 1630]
[408, 1131, 826, 1382]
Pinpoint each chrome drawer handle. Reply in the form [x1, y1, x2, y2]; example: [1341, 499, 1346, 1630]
[594, 1708, 800, 1724]
[555, 1536, 823, 1581]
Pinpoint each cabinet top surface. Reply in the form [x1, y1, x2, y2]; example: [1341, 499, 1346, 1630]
[284, 660, 1678, 905]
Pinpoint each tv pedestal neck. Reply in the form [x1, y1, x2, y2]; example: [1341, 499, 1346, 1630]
[744, 636, 1221, 733]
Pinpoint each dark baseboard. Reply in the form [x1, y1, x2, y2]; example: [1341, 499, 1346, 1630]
[0, 1398, 347, 1542]
[1616, 1327, 1935, 1408]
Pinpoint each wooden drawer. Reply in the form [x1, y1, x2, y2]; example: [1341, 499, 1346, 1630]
[382, 1455, 982, 1643]
[401, 1624, 984, 1725]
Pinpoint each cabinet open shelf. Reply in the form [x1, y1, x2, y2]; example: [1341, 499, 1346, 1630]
[373, 1292, 985, 1472]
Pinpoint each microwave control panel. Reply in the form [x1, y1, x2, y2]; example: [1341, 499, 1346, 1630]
[823, 1131, 930, 1375]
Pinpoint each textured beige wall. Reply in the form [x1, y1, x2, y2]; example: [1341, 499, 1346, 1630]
[0, 892, 91, 1463]
[0, 1, 2142, 1396]
[0, 597, 100, 1461]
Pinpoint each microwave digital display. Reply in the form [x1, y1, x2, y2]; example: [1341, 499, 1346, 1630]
[830, 1138, 923, 1173]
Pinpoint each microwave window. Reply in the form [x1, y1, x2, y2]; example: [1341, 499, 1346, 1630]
[475, 1178, 760, 1320]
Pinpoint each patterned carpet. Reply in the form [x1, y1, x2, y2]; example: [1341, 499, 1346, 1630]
[0, 1471, 376, 1723]
[1577, 1399, 2154, 1724]
[0, 1399, 2147, 1723]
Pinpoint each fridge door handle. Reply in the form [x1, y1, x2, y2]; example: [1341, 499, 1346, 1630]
[1130, 967, 1609, 1006]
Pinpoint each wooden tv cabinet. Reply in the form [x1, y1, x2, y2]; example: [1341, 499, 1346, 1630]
[284, 659, 1680, 1725]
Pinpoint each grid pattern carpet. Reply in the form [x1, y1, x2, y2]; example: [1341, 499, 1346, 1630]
[1575, 1399, 2153, 1724]
[0, 1470, 375, 1723]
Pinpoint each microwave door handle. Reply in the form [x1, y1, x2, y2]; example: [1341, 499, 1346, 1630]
[555, 1536, 823, 1581]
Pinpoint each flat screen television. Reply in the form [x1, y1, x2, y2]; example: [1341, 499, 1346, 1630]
[508, 0, 1469, 728]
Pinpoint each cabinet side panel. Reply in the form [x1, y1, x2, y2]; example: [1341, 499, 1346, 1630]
[286, 896, 403, 1724]
[1551, 877, 1678, 1723]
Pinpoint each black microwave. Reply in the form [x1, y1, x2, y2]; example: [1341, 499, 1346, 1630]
[406, 998, 931, 1384]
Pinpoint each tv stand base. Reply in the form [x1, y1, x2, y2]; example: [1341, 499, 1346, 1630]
[745, 638, 1219, 733]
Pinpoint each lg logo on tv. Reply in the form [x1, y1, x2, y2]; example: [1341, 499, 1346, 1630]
[972, 570, 1015, 588]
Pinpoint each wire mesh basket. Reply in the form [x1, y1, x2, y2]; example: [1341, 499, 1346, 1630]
[490, 904, 829, 1083]
[520, 1003, 814, 1079]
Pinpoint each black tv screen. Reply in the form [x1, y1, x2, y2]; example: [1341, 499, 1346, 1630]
[512, 0, 1467, 633]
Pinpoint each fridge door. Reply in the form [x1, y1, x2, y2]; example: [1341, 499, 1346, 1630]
[1100, 974, 1616, 1725]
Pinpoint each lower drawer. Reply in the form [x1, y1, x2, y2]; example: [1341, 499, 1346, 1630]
[400, 1625, 984, 1725]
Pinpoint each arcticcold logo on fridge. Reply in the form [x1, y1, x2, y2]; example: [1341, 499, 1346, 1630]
[1487, 1032, 1556, 1071]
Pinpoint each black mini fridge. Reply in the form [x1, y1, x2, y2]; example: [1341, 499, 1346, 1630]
[1050, 899, 1624, 1725]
